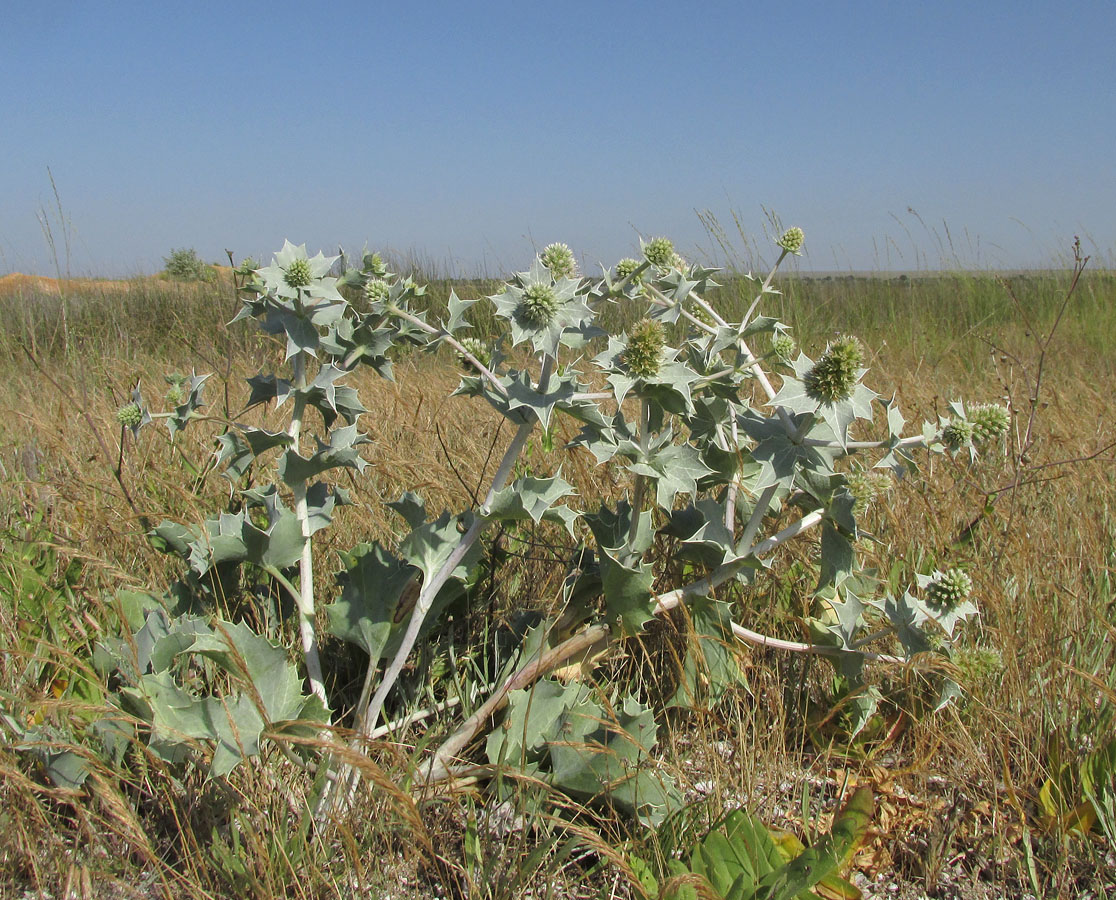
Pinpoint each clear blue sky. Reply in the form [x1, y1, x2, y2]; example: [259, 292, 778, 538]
[3, 0, 1114, 277]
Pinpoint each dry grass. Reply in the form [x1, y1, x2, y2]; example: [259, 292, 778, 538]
[1, 268, 1114, 898]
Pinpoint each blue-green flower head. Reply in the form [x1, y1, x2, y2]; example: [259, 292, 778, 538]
[615, 258, 642, 282]
[926, 568, 973, 611]
[804, 336, 864, 403]
[845, 468, 890, 516]
[771, 332, 796, 360]
[622, 319, 666, 378]
[518, 283, 561, 328]
[942, 419, 974, 450]
[117, 403, 143, 428]
[363, 278, 390, 304]
[456, 336, 492, 372]
[777, 227, 805, 255]
[284, 257, 312, 288]
[643, 237, 675, 269]
[256, 240, 344, 304]
[541, 242, 577, 279]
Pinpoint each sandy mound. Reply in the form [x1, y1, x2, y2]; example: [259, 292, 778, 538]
[0, 269, 235, 297]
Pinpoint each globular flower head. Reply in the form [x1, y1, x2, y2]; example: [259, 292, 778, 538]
[777, 226, 805, 255]
[116, 403, 143, 428]
[363, 278, 391, 305]
[926, 568, 973, 610]
[804, 336, 864, 403]
[643, 237, 676, 269]
[283, 257, 313, 288]
[622, 319, 666, 378]
[771, 332, 796, 360]
[942, 419, 974, 450]
[615, 258, 644, 285]
[540, 243, 577, 279]
[845, 468, 891, 516]
[518, 283, 561, 328]
[456, 336, 492, 373]
[969, 403, 1010, 443]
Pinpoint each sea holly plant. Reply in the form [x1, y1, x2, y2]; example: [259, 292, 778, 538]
[90, 227, 1012, 818]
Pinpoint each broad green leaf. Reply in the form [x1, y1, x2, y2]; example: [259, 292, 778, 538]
[644, 443, 714, 510]
[326, 542, 418, 659]
[548, 692, 679, 826]
[487, 678, 581, 768]
[668, 597, 747, 709]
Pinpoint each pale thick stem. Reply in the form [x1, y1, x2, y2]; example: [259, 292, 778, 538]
[627, 397, 651, 553]
[724, 417, 742, 530]
[690, 292, 729, 328]
[741, 248, 789, 327]
[285, 351, 328, 706]
[732, 623, 903, 664]
[802, 435, 930, 451]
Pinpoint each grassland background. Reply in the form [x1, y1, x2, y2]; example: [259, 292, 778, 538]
[0, 262, 1113, 898]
